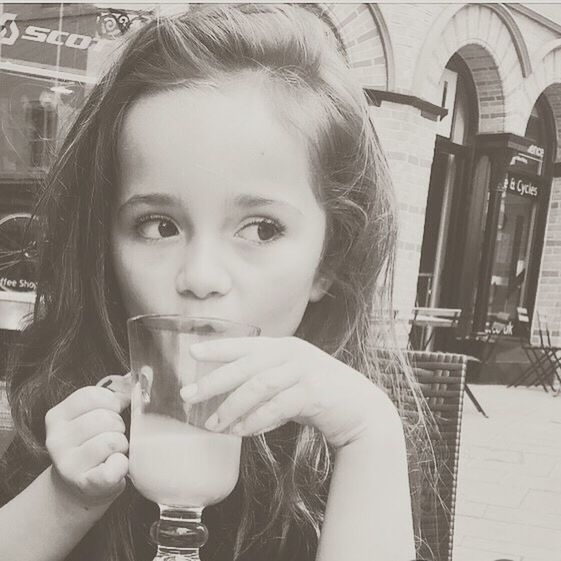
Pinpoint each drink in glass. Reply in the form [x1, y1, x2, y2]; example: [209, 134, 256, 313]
[127, 315, 260, 561]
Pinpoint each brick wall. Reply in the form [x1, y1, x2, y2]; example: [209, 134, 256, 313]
[369, 103, 438, 314]
[534, 176, 561, 345]
[325, 3, 387, 88]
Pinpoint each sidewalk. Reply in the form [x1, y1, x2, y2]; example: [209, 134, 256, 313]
[453, 385, 561, 561]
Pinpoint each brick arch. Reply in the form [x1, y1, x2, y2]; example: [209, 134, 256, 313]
[542, 85, 561, 161]
[523, 45, 561, 160]
[455, 43, 506, 134]
[412, 3, 531, 134]
[322, 3, 391, 89]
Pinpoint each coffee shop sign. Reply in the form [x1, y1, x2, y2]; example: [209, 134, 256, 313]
[0, 277, 36, 291]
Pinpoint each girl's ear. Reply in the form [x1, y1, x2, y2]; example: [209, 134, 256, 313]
[309, 274, 333, 303]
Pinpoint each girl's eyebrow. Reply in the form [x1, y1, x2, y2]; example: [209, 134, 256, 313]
[118, 193, 180, 216]
[118, 193, 304, 216]
[232, 194, 304, 216]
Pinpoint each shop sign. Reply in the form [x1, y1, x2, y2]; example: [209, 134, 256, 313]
[485, 321, 513, 336]
[1, 6, 97, 72]
[1, 5, 151, 72]
[0, 13, 99, 50]
[0, 277, 36, 292]
[504, 173, 539, 199]
[509, 144, 544, 176]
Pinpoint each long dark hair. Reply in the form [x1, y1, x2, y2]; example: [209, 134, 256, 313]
[5, 4, 432, 560]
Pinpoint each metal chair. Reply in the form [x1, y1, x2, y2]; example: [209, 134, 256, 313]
[377, 350, 467, 561]
[509, 307, 556, 392]
[535, 310, 561, 392]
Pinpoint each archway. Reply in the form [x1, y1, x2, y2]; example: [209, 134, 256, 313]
[322, 3, 392, 89]
[412, 3, 531, 134]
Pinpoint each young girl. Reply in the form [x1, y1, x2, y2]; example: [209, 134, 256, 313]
[0, 5, 430, 561]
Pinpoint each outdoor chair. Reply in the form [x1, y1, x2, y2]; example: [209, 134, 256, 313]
[453, 312, 511, 376]
[535, 310, 561, 392]
[509, 307, 557, 392]
[405, 309, 486, 418]
[377, 350, 467, 561]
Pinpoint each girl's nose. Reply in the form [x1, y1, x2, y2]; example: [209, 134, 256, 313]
[175, 241, 232, 299]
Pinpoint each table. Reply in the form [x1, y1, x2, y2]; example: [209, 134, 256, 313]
[408, 307, 461, 351]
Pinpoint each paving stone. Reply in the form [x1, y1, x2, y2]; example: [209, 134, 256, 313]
[453, 545, 522, 561]
[461, 536, 561, 560]
[461, 467, 507, 484]
[463, 445, 525, 463]
[456, 517, 561, 549]
[455, 500, 488, 518]
[522, 490, 561, 516]
[501, 472, 561, 492]
[456, 480, 527, 508]
[454, 386, 561, 561]
[484, 505, 561, 531]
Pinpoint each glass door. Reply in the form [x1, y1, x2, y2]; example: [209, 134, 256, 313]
[487, 191, 538, 320]
[417, 151, 459, 308]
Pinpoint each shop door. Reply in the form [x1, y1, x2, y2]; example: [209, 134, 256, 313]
[486, 191, 537, 320]
[416, 144, 467, 309]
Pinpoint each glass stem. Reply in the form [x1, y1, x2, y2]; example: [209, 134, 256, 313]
[150, 506, 208, 561]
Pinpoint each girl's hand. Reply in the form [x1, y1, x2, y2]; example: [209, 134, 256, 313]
[180, 337, 401, 449]
[45, 384, 131, 508]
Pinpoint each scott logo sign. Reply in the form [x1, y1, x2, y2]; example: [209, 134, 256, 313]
[0, 12, 100, 50]
[0, 13, 19, 46]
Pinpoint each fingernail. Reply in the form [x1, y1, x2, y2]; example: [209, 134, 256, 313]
[205, 414, 219, 431]
[180, 384, 198, 401]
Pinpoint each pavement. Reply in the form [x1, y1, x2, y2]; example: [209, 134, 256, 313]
[453, 384, 561, 561]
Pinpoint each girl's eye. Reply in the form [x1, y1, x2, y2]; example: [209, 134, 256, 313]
[136, 216, 179, 239]
[237, 218, 285, 243]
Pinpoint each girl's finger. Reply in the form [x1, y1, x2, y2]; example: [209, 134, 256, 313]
[71, 432, 129, 473]
[49, 409, 126, 451]
[190, 336, 280, 363]
[46, 386, 121, 424]
[82, 452, 128, 493]
[233, 385, 306, 436]
[204, 364, 301, 432]
[181, 352, 286, 404]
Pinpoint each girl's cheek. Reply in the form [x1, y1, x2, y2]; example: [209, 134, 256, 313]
[112, 243, 173, 313]
[245, 263, 318, 337]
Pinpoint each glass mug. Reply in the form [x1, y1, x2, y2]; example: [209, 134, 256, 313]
[127, 315, 260, 561]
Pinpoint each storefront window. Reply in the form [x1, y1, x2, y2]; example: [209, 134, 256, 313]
[0, 71, 87, 176]
[480, 96, 552, 331]
[487, 191, 538, 319]
[416, 56, 476, 310]
[0, 3, 152, 294]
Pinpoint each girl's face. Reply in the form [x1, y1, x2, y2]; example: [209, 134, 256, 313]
[110, 81, 327, 337]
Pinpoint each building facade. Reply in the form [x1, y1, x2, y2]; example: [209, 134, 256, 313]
[1, 3, 561, 379]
